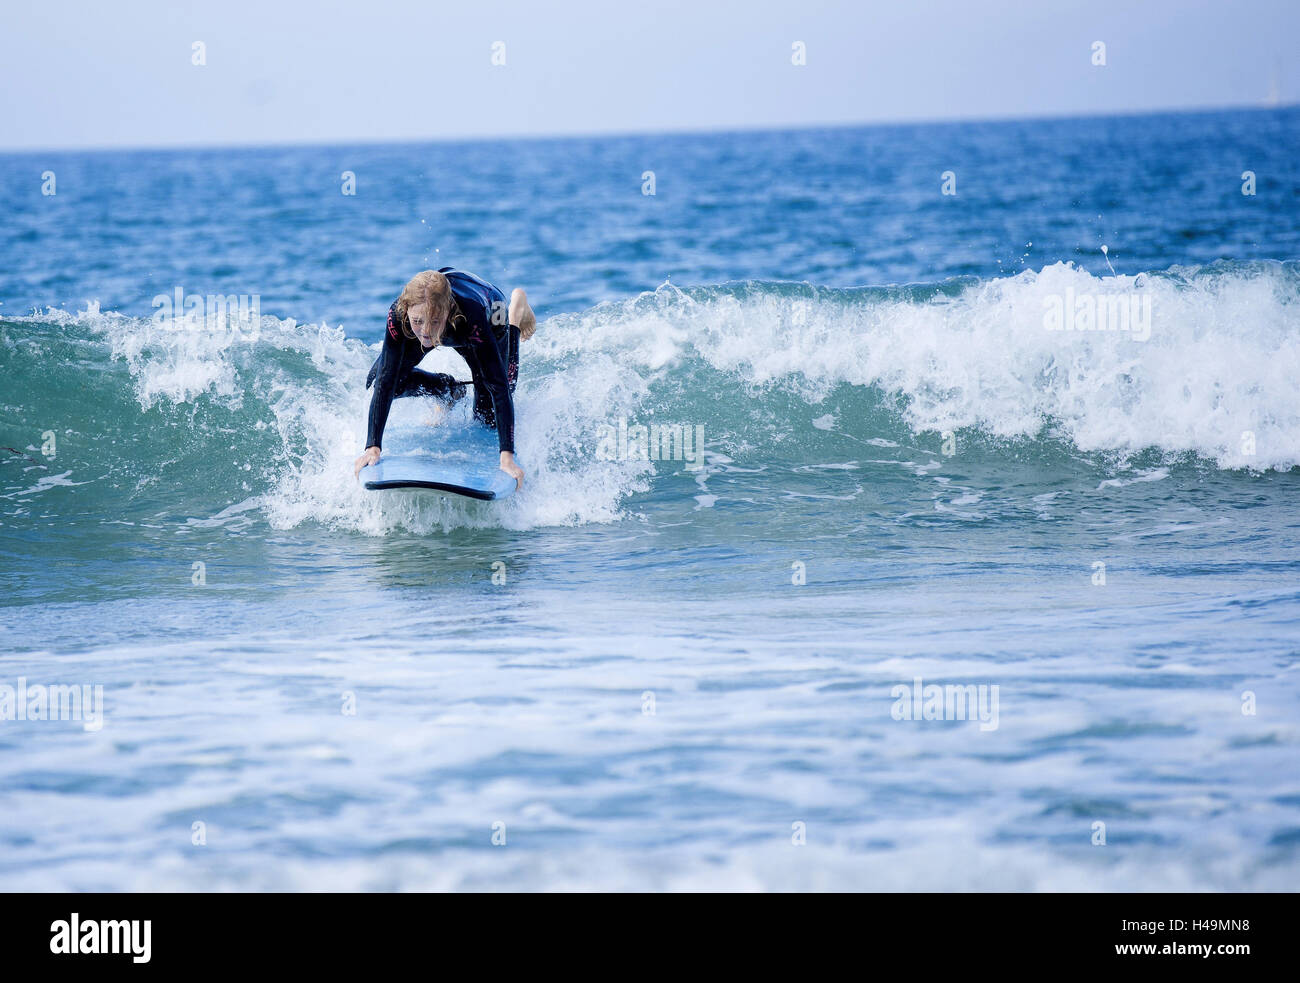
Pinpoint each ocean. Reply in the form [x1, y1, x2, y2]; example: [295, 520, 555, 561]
[1, 107, 1298, 890]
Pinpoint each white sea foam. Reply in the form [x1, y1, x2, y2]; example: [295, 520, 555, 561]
[19, 260, 1298, 533]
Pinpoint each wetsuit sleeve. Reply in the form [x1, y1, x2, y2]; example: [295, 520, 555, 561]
[366, 305, 407, 450]
[465, 328, 516, 454]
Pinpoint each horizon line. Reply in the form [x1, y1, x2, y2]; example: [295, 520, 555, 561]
[1, 99, 1294, 157]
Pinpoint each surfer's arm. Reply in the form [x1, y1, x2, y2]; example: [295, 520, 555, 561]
[466, 332, 516, 455]
[365, 309, 407, 452]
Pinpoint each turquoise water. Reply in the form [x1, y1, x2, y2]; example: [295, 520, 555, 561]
[1, 108, 1299, 890]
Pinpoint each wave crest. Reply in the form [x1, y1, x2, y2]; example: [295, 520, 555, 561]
[3, 260, 1296, 533]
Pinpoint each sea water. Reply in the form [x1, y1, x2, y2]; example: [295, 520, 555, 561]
[1, 108, 1298, 890]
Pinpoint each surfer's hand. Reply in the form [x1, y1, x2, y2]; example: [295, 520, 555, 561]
[354, 446, 381, 479]
[500, 451, 524, 489]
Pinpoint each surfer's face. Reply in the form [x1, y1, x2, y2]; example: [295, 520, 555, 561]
[407, 303, 443, 347]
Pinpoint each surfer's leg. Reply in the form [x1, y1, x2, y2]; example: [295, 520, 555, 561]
[471, 375, 496, 427]
[509, 288, 536, 341]
[367, 345, 464, 402]
[506, 323, 519, 393]
[396, 369, 467, 404]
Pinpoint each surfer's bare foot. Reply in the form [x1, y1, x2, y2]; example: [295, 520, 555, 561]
[422, 404, 448, 427]
[510, 288, 537, 341]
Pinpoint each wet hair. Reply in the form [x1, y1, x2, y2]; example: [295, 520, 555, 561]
[395, 271, 464, 344]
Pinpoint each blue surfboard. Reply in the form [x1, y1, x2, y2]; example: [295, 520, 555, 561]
[362, 422, 518, 501]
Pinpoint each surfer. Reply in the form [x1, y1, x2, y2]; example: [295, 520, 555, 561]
[353, 268, 536, 487]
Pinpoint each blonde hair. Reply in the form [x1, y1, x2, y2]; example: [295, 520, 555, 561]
[395, 270, 463, 344]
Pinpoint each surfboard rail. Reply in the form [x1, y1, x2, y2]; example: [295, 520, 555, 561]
[360, 422, 519, 501]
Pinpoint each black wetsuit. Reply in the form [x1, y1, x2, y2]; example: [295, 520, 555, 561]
[365, 268, 519, 453]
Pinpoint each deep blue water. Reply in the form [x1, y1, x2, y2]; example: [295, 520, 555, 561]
[1, 108, 1299, 890]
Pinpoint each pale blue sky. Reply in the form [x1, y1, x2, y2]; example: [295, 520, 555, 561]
[2, 0, 1295, 150]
